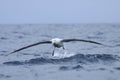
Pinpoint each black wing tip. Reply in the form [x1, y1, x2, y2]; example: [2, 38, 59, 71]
[5, 51, 17, 56]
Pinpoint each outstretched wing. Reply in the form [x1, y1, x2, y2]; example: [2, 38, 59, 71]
[62, 39, 103, 45]
[8, 41, 51, 55]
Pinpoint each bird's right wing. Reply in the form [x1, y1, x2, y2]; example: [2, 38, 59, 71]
[62, 39, 104, 45]
[7, 41, 51, 55]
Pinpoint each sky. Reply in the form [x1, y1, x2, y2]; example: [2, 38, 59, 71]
[0, 0, 120, 24]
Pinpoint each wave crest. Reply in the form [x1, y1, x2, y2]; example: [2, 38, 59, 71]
[3, 54, 120, 65]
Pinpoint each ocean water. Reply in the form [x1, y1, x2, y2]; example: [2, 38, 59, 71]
[0, 24, 120, 80]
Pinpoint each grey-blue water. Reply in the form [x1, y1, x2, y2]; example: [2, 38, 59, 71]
[0, 24, 120, 80]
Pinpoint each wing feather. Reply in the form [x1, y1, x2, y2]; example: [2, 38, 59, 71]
[62, 39, 103, 45]
[8, 41, 51, 55]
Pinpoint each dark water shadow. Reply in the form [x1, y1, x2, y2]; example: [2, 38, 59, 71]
[3, 54, 120, 66]
[59, 65, 84, 71]
[0, 74, 11, 79]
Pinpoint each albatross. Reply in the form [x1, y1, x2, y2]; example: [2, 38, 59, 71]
[8, 38, 104, 56]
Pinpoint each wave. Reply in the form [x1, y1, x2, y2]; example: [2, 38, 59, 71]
[3, 54, 120, 65]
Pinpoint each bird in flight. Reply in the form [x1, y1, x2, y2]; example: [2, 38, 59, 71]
[8, 38, 104, 56]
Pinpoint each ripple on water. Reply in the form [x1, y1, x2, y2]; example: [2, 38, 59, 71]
[3, 54, 120, 65]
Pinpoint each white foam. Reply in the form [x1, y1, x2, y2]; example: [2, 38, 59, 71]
[53, 50, 75, 58]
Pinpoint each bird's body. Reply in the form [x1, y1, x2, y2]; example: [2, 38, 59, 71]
[51, 38, 63, 48]
[8, 38, 104, 56]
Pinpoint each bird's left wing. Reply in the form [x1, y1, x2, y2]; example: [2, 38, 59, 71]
[7, 41, 51, 55]
[62, 39, 103, 45]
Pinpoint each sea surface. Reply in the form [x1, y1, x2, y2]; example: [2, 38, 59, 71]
[0, 24, 120, 80]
